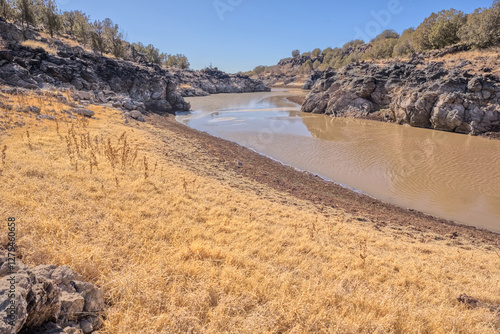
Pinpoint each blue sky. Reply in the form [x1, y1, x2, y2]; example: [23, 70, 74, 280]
[55, 0, 494, 73]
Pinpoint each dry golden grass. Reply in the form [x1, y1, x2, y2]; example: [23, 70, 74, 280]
[20, 40, 57, 55]
[0, 89, 499, 333]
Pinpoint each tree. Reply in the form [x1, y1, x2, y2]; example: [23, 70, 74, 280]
[312, 59, 321, 70]
[413, 9, 466, 51]
[371, 29, 400, 42]
[17, 0, 36, 27]
[458, 5, 500, 48]
[252, 65, 267, 76]
[132, 42, 168, 65]
[301, 59, 313, 74]
[291, 49, 300, 58]
[41, 0, 61, 37]
[73, 10, 91, 46]
[91, 20, 106, 54]
[311, 48, 322, 57]
[0, 0, 14, 19]
[428, 9, 466, 49]
[62, 10, 76, 35]
[166, 54, 190, 69]
[342, 39, 364, 49]
[364, 38, 398, 60]
[102, 18, 125, 58]
[393, 28, 416, 57]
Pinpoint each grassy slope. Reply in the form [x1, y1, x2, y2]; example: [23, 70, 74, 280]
[0, 90, 499, 333]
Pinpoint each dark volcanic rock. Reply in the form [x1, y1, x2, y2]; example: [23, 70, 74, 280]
[0, 20, 270, 112]
[302, 61, 500, 135]
[171, 68, 270, 97]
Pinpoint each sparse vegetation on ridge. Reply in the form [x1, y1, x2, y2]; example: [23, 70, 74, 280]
[0, 0, 189, 68]
[247, 1, 500, 76]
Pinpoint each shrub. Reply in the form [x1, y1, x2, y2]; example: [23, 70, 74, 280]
[458, 5, 500, 48]
[364, 38, 398, 60]
[413, 9, 466, 51]
[343, 39, 364, 50]
[393, 28, 416, 57]
[371, 29, 399, 42]
[312, 48, 322, 57]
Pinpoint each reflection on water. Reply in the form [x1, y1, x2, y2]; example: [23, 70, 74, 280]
[177, 90, 500, 232]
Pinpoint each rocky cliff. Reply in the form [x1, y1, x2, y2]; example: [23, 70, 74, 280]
[171, 68, 270, 97]
[0, 19, 269, 114]
[302, 56, 500, 135]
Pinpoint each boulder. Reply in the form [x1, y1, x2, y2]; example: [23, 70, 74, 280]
[70, 108, 94, 118]
[0, 252, 104, 334]
[302, 60, 500, 135]
[37, 114, 56, 120]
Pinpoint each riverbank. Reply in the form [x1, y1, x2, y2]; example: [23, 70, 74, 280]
[154, 114, 500, 244]
[1, 89, 499, 333]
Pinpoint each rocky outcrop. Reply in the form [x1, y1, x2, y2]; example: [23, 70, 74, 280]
[0, 42, 190, 113]
[0, 19, 269, 113]
[302, 60, 500, 135]
[0, 251, 104, 334]
[171, 68, 270, 97]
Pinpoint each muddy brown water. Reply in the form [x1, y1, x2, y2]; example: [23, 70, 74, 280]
[176, 89, 500, 232]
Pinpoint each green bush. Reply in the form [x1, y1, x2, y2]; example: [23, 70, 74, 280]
[371, 29, 399, 42]
[393, 28, 416, 57]
[342, 39, 364, 50]
[364, 38, 398, 60]
[458, 4, 500, 48]
[312, 48, 322, 57]
[413, 9, 466, 51]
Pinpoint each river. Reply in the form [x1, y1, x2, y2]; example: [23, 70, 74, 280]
[176, 89, 500, 232]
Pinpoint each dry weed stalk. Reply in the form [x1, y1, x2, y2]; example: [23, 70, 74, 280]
[360, 239, 368, 263]
[1, 145, 6, 165]
[26, 130, 32, 150]
[143, 156, 149, 180]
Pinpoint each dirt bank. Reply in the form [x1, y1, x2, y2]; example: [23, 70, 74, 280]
[149, 114, 500, 245]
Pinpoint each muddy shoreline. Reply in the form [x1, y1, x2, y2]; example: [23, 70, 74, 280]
[149, 114, 500, 245]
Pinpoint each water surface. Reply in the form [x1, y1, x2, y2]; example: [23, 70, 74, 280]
[177, 90, 500, 232]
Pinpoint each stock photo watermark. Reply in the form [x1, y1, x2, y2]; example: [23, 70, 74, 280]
[246, 118, 287, 151]
[213, 0, 243, 21]
[354, 0, 408, 42]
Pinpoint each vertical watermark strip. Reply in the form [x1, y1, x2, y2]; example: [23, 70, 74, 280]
[6, 217, 17, 327]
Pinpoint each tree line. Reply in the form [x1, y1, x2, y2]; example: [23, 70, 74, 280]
[248, 1, 500, 75]
[0, 0, 189, 69]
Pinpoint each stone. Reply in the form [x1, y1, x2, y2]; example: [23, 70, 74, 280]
[0, 50, 14, 61]
[73, 91, 93, 101]
[482, 90, 492, 99]
[129, 110, 143, 119]
[70, 108, 94, 118]
[37, 114, 56, 120]
[467, 77, 483, 92]
[0, 251, 104, 333]
[96, 92, 107, 104]
[122, 101, 134, 111]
